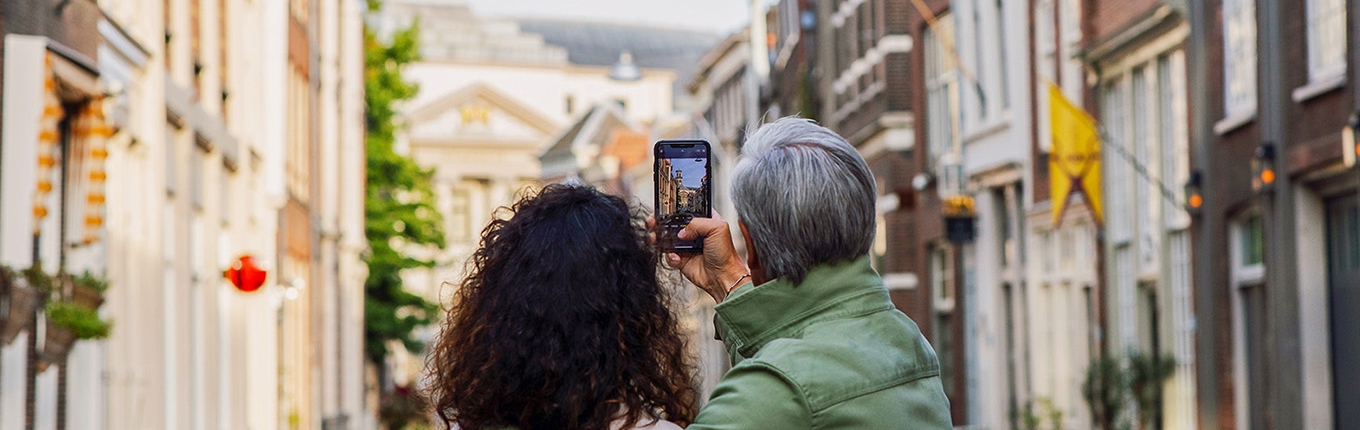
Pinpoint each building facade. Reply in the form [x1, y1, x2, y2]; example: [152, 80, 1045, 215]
[1023, 0, 1103, 428]
[0, 0, 368, 429]
[1190, 0, 1359, 428]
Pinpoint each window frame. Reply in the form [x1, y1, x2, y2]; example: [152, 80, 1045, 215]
[1229, 211, 1266, 430]
[931, 244, 956, 312]
[1305, 0, 1347, 83]
[1221, 0, 1258, 118]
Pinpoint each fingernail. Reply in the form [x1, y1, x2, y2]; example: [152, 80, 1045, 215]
[678, 228, 687, 238]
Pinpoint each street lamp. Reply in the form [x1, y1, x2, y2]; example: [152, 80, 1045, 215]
[1344, 111, 1359, 168]
[1184, 170, 1204, 215]
[1252, 142, 1277, 192]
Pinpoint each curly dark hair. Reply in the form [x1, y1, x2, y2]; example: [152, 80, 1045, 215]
[425, 183, 697, 430]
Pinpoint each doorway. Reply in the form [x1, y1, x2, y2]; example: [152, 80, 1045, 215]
[1327, 194, 1360, 429]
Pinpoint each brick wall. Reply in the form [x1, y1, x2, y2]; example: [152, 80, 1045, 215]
[1277, 0, 1352, 175]
[1088, 0, 1161, 44]
[2, 0, 102, 61]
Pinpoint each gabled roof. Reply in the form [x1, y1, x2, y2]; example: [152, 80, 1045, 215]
[539, 102, 641, 173]
[687, 28, 749, 94]
[541, 106, 600, 161]
[404, 82, 560, 136]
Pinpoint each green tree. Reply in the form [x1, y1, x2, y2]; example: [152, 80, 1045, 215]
[363, 6, 444, 369]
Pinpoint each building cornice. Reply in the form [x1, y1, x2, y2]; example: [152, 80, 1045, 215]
[1081, 5, 1185, 68]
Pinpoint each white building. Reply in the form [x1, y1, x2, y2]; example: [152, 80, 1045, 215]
[0, 0, 369, 428]
[377, 0, 687, 384]
[1085, 7, 1197, 430]
[1021, 1, 1102, 428]
[940, 0, 1042, 427]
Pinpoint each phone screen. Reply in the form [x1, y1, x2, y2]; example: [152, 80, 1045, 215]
[655, 141, 712, 252]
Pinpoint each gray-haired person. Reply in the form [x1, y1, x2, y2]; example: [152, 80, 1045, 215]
[658, 117, 953, 429]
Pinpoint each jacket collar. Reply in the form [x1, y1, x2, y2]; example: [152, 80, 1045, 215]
[714, 256, 894, 359]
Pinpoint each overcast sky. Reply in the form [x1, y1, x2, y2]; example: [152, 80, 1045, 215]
[460, 0, 775, 35]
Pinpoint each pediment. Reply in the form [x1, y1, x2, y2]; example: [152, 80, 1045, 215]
[404, 82, 560, 143]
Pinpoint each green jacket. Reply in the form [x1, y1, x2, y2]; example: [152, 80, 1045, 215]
[688, 257, 953, 429]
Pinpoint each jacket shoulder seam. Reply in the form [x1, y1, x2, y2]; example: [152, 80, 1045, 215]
[781, 362, 941, 413]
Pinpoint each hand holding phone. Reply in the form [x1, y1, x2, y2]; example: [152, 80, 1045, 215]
[654, 140, 712, 252]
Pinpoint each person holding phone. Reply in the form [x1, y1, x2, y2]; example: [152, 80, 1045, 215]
[661, 117, 953, 429]
[425, 184, 696, 430]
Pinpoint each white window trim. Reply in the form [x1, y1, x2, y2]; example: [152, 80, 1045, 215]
[924, 14, 962, 169]
[931, 245, 956, 312]
[1291, 73, 1346, 103]
[1213, 110, 1257, 136]
[884, 273, 920, 290]
[1229, 213, 1264, 430]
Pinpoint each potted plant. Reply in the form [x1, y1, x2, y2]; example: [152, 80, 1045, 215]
[2, 266, 49, 346]
[71, 270, 109, 309]
[1129, 352, 1176, 430]
[39, 300, 111, 368]
[1082, 356, 1130, 430]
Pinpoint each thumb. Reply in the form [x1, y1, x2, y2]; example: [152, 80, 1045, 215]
[677, 217, 728, 241]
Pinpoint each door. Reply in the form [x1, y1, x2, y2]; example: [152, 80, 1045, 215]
[1327, 194, 1360, 430]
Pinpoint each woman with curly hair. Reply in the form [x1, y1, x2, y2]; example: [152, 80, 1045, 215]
[425, 184, 697, 430]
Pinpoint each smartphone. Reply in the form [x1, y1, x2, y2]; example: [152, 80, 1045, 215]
[654, 140, 712, 252]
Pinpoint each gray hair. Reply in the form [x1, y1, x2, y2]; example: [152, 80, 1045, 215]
[732, 117, 877, 284]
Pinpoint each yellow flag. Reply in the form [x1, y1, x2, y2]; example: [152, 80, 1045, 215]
[1048, 82, 1104, 226]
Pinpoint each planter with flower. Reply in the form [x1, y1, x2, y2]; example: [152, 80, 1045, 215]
[71, 270, 108, 309]
[2, 266, 51, 346]
[39, 299, 111, 368]
[38, 271, 112, 369]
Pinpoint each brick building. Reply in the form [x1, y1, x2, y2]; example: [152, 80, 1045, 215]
[1188, 0, 1360, 428]
[815, 0, 972, 424]
[765, 0, 819, 122]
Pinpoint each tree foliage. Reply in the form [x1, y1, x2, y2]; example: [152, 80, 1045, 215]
[363, 11, 445, 366]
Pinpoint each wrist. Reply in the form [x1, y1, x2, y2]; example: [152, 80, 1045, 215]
[718, 267, 751, 292]
[725, 273, 751, 293]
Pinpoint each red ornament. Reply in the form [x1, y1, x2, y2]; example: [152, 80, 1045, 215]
[224, 255, 268, 293]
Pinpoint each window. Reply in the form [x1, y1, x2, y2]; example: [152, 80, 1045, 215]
[166, 123, 179, 195]
[1060, 227, 1075, 271]
[165, 0, 174, 73]
[873, 214, 888, 271]
[1039, 231, 1054, 272]
[1036, 0, 1056, 152]
[925, 13, 962, 194]
[1100, 79, 1130, 242]
[995, 188, 1013, 267]
[1230, 213, 1267, 430]
[932, 245, 955, 311]
[1223, 0, 1257, 117]
[1160, 53, 1192, 229]
[191, 145, 205, 210]
[221, 168, 231, 226]
[1240, 214, 1265, 266]
[449, 187, 471, 242]
[220, 0, 229, 119]
[994, 0, 1010, 110]
[1306, 0, 1347, 82]
[1132, 68, 1151, 251]
[971, 3, 987, 121]
[1136, 281, 1159, 353]
[564, 95, 574, 115]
